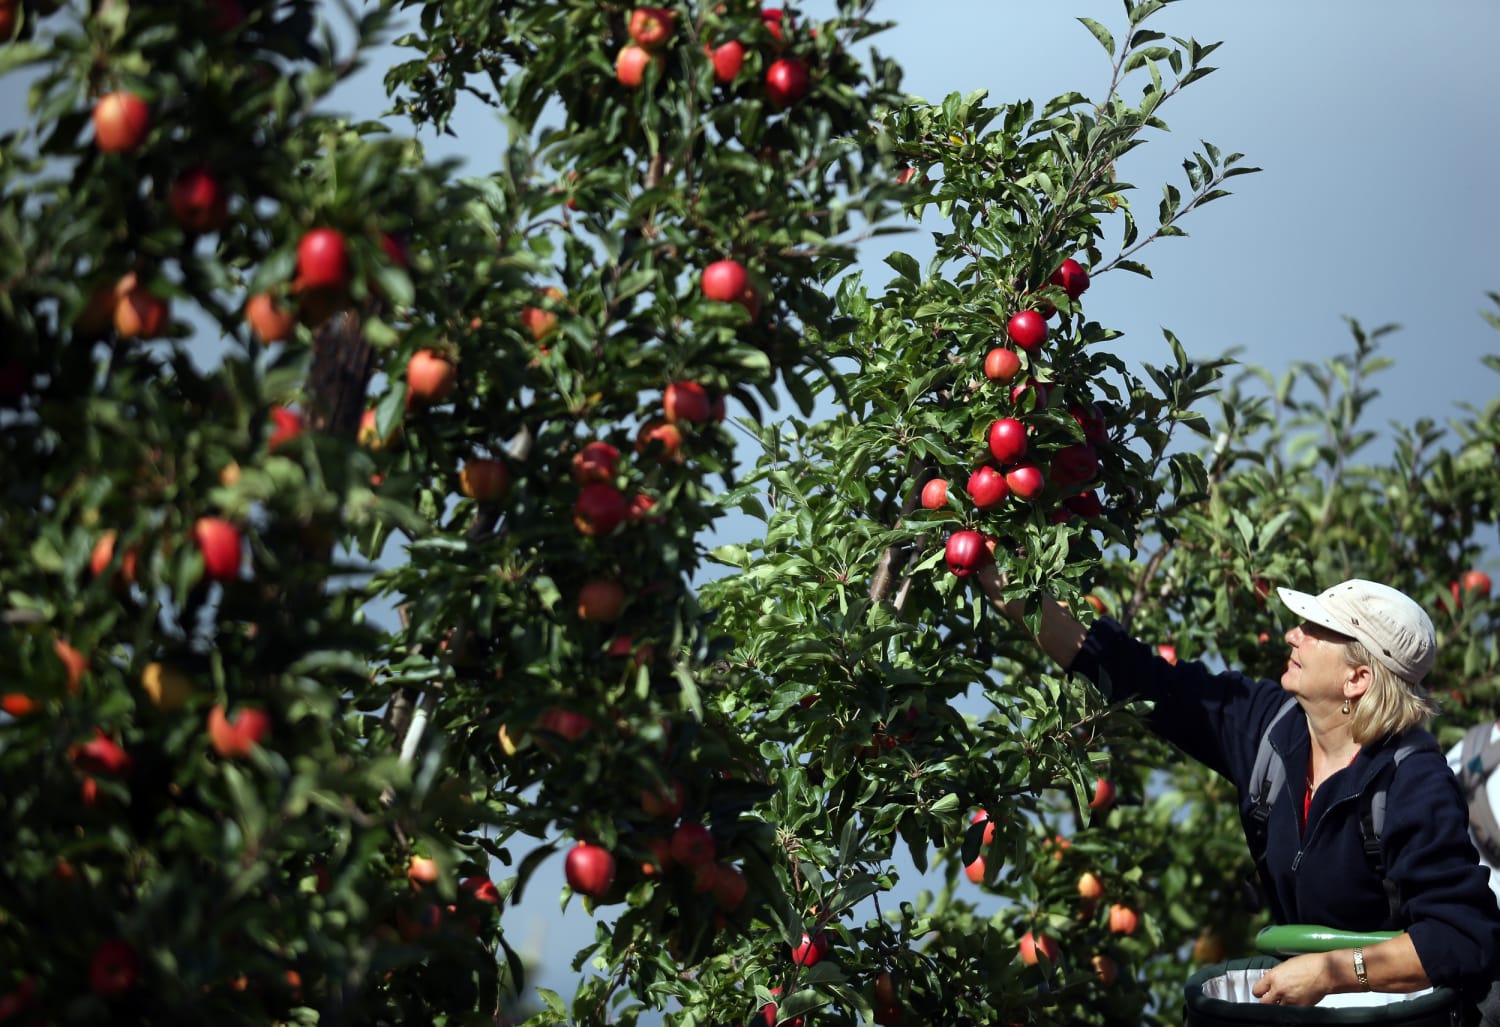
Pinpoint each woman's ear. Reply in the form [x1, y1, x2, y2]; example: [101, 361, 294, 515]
[1345, 662, 1373, 701]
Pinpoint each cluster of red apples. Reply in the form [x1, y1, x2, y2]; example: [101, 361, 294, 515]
[617, 6, 812, 109]
[938, 258, 1102, 578]
[563, 780, 749, 936]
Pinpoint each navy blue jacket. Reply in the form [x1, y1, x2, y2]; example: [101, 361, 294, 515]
[1070, 617, 1500, 991]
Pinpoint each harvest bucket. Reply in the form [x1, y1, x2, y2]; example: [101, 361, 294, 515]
[1183, 925, 1462, 1027]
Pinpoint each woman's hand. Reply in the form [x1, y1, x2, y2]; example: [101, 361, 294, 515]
[1252, 952, 1337, 1006]
[1252, 937, 1430, 1005]
[973, 561, 1090, 672]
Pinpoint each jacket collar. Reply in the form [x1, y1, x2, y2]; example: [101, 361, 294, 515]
[1267, 698, 1419, 804]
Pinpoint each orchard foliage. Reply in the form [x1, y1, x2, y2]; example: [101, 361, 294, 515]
[1, 1, 1497, 1026]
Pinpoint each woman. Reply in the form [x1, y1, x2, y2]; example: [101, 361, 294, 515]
[978, 569, 1500, 1013]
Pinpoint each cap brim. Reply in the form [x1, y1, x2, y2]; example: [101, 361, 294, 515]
[1276, 586, 1357, 636]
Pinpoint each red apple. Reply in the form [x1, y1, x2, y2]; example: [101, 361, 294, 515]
[762, 988, 804, 1027]
[765, 57, 810, 108]
[90, 530, 138, 584]
[296, 228, 351, 291]
[628, 492, 661, 524]
[984, 347, 1021, 382]
[1, 693, 36, 716]
[169, 166, 229, 234]
[1010, 379, 1050, 410]
[462, 875, 500, 906]
[1004, 463, 1044, 500]
[670, 821, 715, 868]
[972, 808, 996, 846]
[92, 92, 150, 153]
[711, 863, 747, 911]
[1089, 777, 1116, 811]
[407, 349, 456, 407]
[574, 482, 629, 536]
[702, 259, 750, 306]
[987, 418, 1027, 464]
[88, 939, 140, 997]
[945, 529, 988, 578]
[636, 416, 684, 461]
[577, 579, 626, 621]
[460, 458, 509, 502]
[791, 931, 829, 967]
[407, 855, 440, 886]
[113, 274, 170, 339]
[380, 231, 410, 269]
[1108, 903, 1139, 935]
[1049, 258, 1090, 301]
[1092, 954, 1118, 986]
[761, 7, 790, 44]
[711, 40, 745, 83]
[1077, 871, 1104, 900]
[640, 779, 685, 819]
[194, 516, 242, 582]
[1050, 443, 1098, 488]
[267, 406, 303, 452]
[1157, 643, 1178, 665]
[966, 466, 1009, 510]
[1069, 402, 1109, 444]
[572, 441, 620, 484]
[565, 842, 616, 898]
[919, 478, 948, 510]
[54, 639, 88, 693]
[629, 7, 675, 48]
[963, 856, 988, 884]
[1006, 310, 1047, 352]
[208, 704, 271, 758]
[358, 408, 401, 451]
[664, 380, 712, 424]
[1064, 490, 1103, 518]
[71, 730, 131, 777]
[520, 287, 563, 342]
[246, 292, 296, 345]
[536, 707, 592, 742]
[1018, 930, 1059, 966]
[638, 416, 686, 457]
[616, 44, 663, 88]
[1450, 569, 1493, 609]
[641, 836, 673, 877]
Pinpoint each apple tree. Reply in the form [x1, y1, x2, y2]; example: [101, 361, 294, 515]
[4, 0, 1495, 1025]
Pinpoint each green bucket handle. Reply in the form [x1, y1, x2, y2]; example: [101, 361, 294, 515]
[1255, 924, 1400, 956]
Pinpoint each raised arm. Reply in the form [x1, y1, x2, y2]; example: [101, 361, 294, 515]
[975, 561, 1090, 672]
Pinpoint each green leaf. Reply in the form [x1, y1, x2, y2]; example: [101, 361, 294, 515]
[1078, 17, 1116, 56]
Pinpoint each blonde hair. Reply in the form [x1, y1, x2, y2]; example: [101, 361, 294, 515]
[1345, 639, 1440, 745]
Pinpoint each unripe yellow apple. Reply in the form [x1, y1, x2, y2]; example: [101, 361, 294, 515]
[141, 662, 192, 711]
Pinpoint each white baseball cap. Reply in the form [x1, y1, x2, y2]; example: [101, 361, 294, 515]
[1277, 579, 1437, 683]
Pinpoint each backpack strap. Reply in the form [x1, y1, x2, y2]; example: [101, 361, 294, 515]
[1242, 698, 1301, 910]
[1246, 699, 1302, 852]
[1361, 731, 1441, 927]
[1456, 721, 1500, 867]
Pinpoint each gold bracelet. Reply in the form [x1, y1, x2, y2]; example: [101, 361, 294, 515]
[1353, 947, 1370, 989]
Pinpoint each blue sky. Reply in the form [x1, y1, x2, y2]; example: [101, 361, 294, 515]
[6, 0, 1498, 1009]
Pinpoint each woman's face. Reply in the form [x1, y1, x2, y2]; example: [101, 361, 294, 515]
[1280, 620, 1355, 702]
